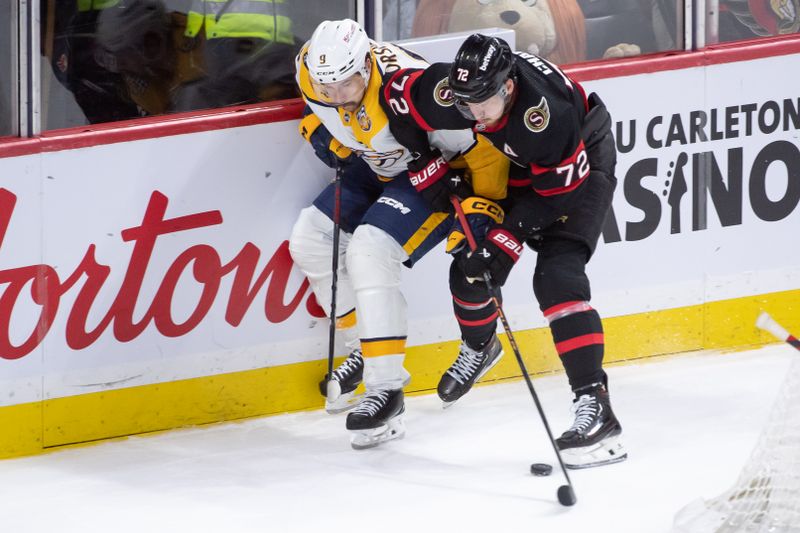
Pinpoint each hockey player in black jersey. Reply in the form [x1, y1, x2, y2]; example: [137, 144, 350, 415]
[381, 34, 627, 469]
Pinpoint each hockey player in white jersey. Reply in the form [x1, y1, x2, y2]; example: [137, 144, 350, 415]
[288, 19, 507, 449]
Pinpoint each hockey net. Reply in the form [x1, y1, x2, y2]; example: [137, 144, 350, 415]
[671, 314, 800, 533]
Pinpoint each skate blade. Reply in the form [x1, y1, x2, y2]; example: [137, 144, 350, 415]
[561, 435, 628, 470]
[440, 348, 505, 409]
[325, 390, 362, 414]
[350, 417, 405, 450]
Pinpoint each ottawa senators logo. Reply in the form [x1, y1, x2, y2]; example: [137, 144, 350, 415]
[524, 97, 550, 133]
[356, 105, 371, 131]
[433, 78, 455, 107]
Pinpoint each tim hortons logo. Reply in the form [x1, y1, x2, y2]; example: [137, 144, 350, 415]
[0, 189, 324, 361]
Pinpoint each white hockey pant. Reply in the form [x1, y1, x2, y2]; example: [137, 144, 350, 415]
[346, 223, 411, 392]
[288, 205, 358, 351]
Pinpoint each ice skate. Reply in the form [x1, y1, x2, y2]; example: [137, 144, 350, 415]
[556, 383, 627, 469]
[319, 350, 364, 414]
[438, 333, 504, 408]
[345, 389, 405, 450]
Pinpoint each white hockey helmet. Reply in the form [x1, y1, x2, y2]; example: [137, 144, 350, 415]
[306, 19, 372, 84]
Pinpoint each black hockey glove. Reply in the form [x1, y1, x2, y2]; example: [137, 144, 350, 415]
[581, 93, 617, 176]
[407, 150, 472, 213]
[299, 107, 355, 169]
[462, 227, 523, 286]
[446, 196, 505, 255]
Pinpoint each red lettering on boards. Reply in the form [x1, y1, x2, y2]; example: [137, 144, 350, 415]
[0, 189, 323, 360]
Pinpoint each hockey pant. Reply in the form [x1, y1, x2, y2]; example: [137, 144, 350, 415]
[289, 163, 450, 391]
[450, 237, 606, 392]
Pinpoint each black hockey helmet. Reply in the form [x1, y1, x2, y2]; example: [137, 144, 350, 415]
[448, 34, 514, 104]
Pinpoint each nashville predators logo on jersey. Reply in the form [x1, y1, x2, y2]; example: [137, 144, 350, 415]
[356, 105, 372, 131]
[433, 77, 455, 107]
[524, 97, 550, 133]
[360, 148, 405, 168]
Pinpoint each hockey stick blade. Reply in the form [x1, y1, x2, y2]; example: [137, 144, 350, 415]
[756, 312, 800, 351]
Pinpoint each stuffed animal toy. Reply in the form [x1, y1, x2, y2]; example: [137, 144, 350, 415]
[412, 0, 642, 64]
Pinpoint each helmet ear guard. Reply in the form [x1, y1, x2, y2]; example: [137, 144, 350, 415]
[448, 34, 515, 104]
[306, 19, 372, 85]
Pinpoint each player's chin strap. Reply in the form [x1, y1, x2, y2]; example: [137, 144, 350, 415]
[450, 195, 578, 507]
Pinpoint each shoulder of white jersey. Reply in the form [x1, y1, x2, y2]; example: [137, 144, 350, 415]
[371, 41, 429, 78]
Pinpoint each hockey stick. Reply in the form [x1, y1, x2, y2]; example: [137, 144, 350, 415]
[756, 311, 800, 351]
[450, 196, 577, 507]
[326, 163, 344, 388]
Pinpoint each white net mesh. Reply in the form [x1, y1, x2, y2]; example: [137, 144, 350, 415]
[672, 350, 800, 533]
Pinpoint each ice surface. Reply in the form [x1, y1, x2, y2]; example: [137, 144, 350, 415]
[0, 346, 793, 533]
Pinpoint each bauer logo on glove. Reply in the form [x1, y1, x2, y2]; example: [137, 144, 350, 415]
[462, 227, 523, 286]
[409, 155, 447, 188]
[446, 197, 504, 255]
[408, 150, 473, 213]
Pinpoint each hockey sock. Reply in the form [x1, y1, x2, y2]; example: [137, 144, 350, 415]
[452, 293, 498, 350]
[450, 258, 499, 349]
[544, 301, 606, 390]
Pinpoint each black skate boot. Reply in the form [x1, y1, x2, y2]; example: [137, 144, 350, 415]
[345, 389, 405, 450]
[319, 350, 364, 414]
[556, 383, 627, 469]
[438, 333, 504, 408]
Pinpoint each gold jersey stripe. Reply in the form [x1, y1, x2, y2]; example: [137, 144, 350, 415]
[402, 211, 449, 256]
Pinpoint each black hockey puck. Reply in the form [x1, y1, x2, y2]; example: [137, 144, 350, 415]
[530, 463, 553, 476]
